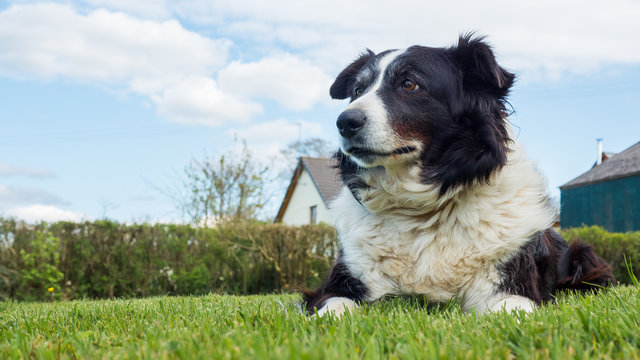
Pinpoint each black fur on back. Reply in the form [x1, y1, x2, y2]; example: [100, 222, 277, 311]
[556, 241, 616, 291]
[499, 228, 615, 304]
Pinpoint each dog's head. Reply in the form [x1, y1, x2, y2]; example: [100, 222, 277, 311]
[332, 34, 514, 195]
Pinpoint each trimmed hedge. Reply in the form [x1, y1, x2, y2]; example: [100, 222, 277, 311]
[560, 225, 640, 285]
[0, 219, 337, 301]
[1, 218, 638, 301]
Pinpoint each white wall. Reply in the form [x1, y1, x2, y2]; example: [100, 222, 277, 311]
[281, 169, 333, 226]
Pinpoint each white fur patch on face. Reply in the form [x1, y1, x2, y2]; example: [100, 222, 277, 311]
[315, 297, 357, 317]
[356, 66, 374, 86]
[341, 50, 421, 168]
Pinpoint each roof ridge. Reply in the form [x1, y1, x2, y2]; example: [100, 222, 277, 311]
[560, 140, 640, 190]
[300, 156, 342, 206]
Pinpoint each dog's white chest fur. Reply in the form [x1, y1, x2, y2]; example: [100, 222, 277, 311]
[330, 142, 555, 311]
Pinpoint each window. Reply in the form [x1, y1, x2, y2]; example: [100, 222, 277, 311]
[310, 205, 318, 225]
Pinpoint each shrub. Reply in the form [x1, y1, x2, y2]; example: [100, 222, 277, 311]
[17, 231, 64, 301]
[0, 218, 338, 300]
[173, 263, 212, 296]
[561, 225, 640, 285]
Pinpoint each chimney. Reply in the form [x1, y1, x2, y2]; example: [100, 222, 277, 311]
[596, 138, 603, 165]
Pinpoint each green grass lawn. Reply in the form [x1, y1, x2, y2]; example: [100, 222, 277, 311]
[1, 286, 639, 359]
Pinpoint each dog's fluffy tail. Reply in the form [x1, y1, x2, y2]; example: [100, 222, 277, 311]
[556, 241, 616, 291]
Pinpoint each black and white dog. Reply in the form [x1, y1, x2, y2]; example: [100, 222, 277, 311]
[303, 34, 614, 316]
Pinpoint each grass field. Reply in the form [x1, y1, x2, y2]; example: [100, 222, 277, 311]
[1, 286, 639, 359]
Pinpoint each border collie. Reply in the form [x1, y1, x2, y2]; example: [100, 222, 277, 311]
[303, 34, 614, 316]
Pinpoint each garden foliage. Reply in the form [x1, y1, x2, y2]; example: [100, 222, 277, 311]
[0, 218, 337, 300]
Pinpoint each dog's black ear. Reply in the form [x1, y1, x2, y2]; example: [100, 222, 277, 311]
[330, 50, 375, 99]
[452, 33, 514, 97]
[425, 34, 513, 194]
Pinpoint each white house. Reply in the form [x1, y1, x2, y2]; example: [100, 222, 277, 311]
[275, 157, 342, 226]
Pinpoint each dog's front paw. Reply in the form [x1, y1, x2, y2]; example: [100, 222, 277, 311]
[315, 297, 357, 317]
[489, 295, 536, 313]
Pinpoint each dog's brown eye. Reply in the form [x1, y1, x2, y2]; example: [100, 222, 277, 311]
[402, 79, 418, 92]
[354, 87, 363, 97]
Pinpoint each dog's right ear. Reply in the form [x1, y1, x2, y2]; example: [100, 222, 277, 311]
[451, 33, 514, 98]
[329, 50, 375, 99]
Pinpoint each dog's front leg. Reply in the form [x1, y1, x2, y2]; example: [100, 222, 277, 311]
[461, 279, 537, 314]
[463, 290, 536, 314]
[314, 297, 358, 317]
[487, 294, 536, 313]
[303, 254, 369, 317]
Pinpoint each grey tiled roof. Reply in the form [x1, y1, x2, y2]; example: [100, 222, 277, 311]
[301, 157, 343, 204]
[560, 141, 640, 190]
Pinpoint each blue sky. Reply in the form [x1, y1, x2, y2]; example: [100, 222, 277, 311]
[1, 0, 639, 223]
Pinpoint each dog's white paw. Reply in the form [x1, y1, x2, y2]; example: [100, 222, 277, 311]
[489, 295, 536, 313]
[315, 297, 357, 317]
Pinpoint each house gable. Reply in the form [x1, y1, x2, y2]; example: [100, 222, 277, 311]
[275, 157, 342, 225]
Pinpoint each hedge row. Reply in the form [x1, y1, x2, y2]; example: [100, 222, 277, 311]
[0, 219, 338, 301]
[0, 218, 638, 301]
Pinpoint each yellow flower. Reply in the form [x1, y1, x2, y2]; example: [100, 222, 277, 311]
[48, 287, 54, 293]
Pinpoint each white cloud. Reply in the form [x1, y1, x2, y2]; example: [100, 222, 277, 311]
[0, 3, 257, 126]
[80, 0, 171, 20]
[0, 3, 228, 84]
[218, 54, 333, 111]
[173, 0, 640, 79]
[152, 77, 262, 125]
[0, 163, 54, 178]
[3, 204, 86, 223]
[227, 118, 324, 144]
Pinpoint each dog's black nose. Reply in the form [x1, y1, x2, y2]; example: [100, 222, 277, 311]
[336, 109, 366, 139]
